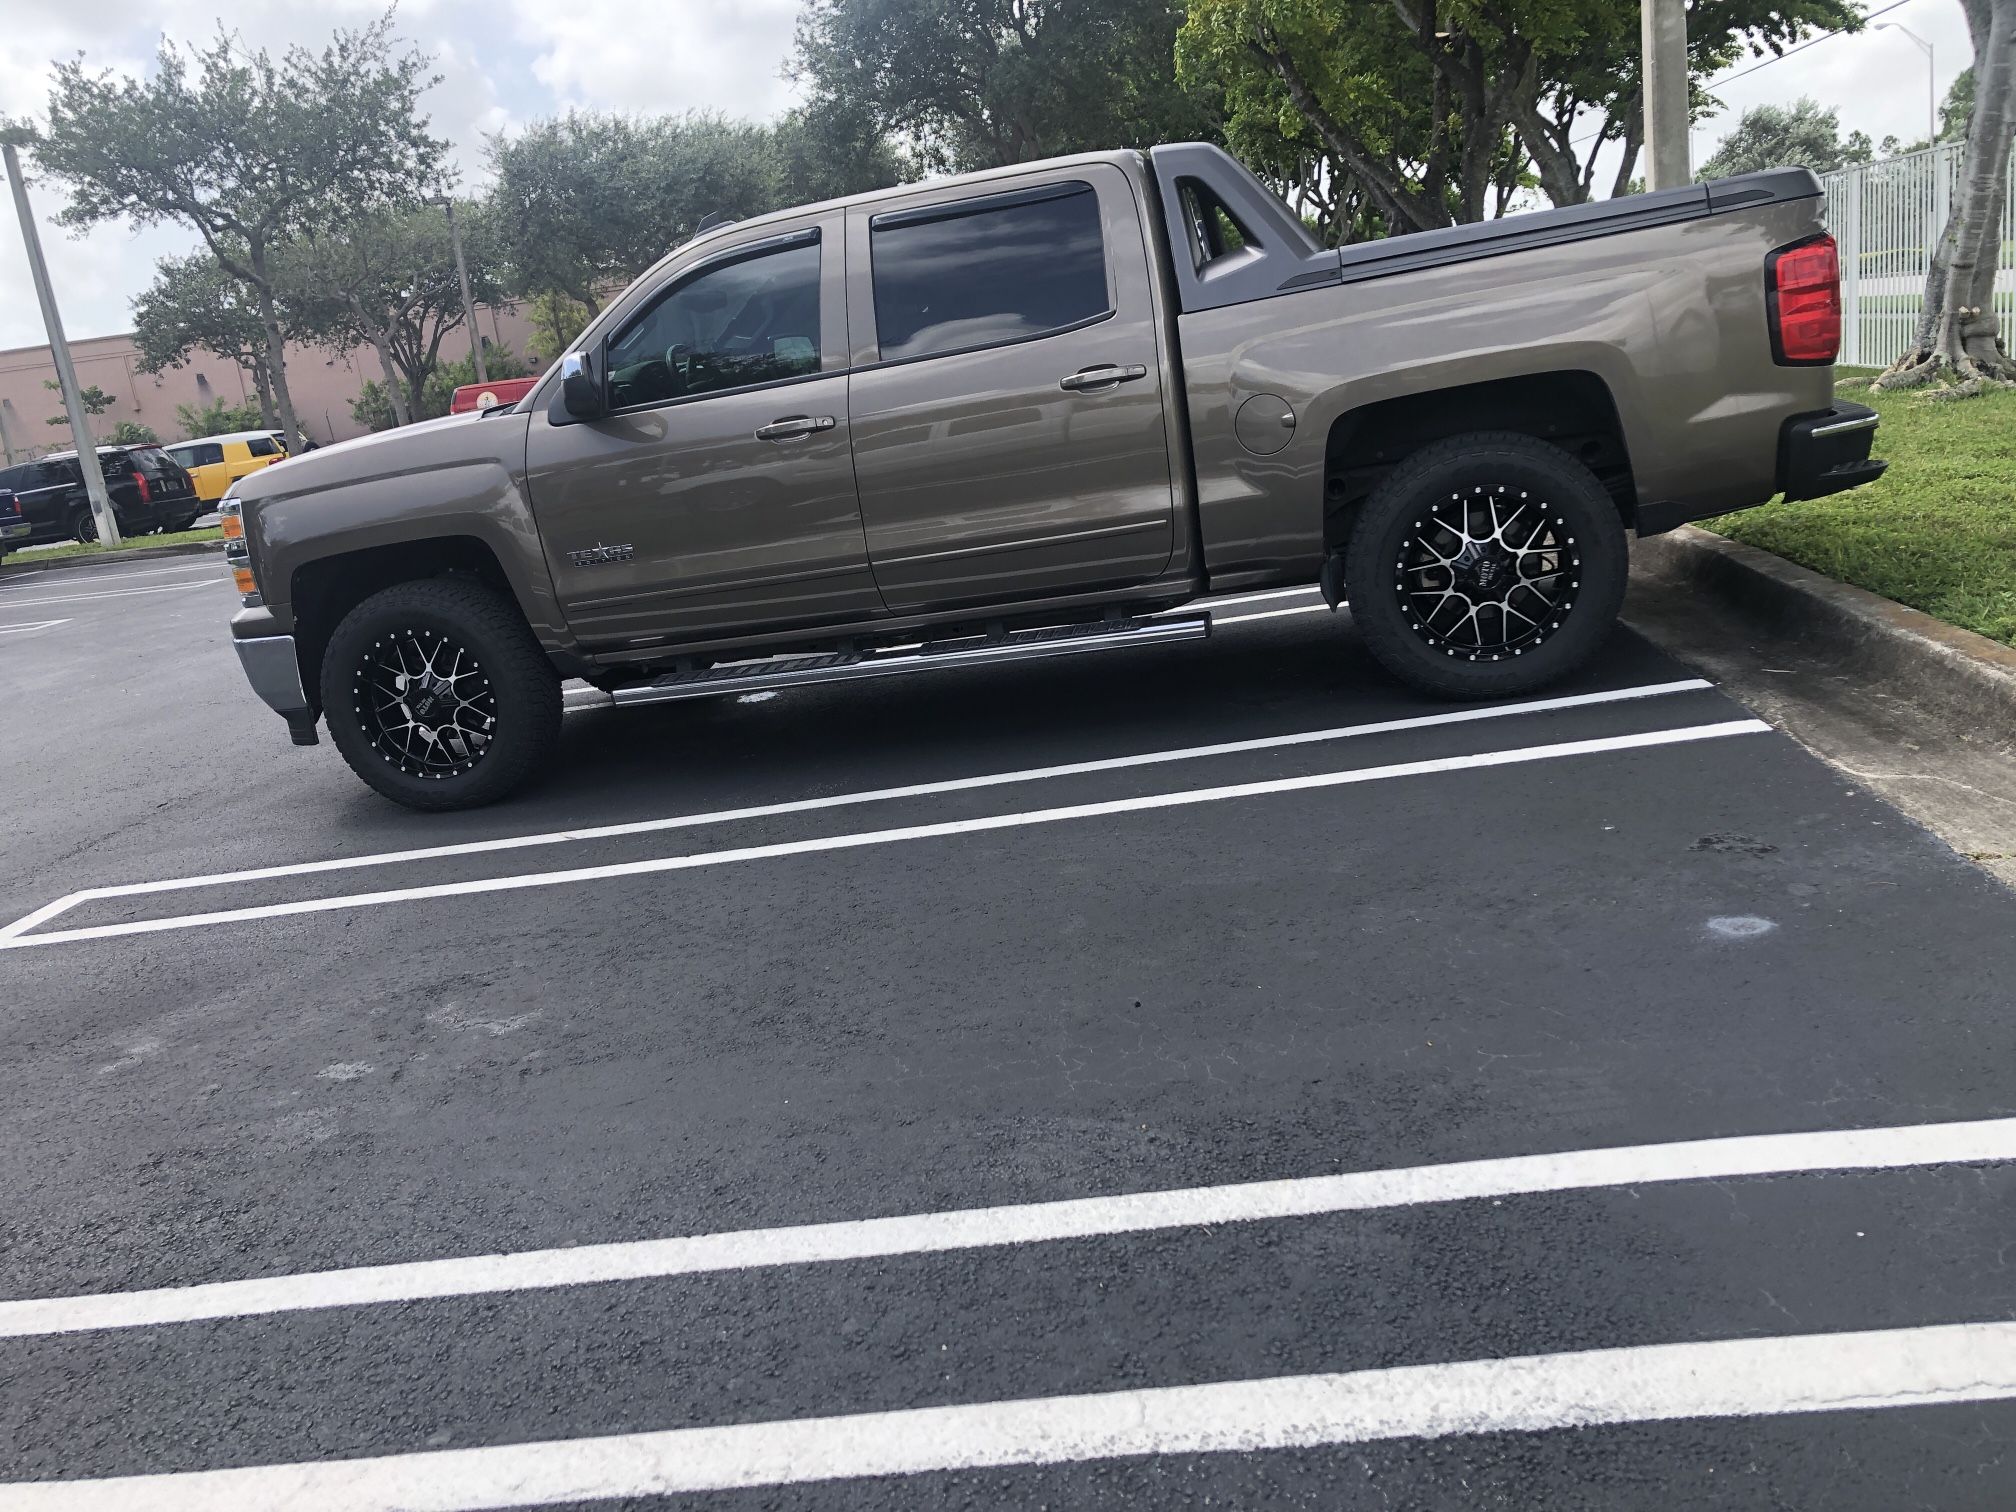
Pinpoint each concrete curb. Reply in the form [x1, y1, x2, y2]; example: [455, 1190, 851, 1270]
[0, 537, 224, 579]
[1631, 525, 2016, 749]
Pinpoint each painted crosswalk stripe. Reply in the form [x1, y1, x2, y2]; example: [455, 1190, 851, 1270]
[3, 1113, 2008, 1339]
[2, 1322, 2010, 1509]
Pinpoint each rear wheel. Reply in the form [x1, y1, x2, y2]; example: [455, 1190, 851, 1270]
[162, 514, 199, 534]
[320, 578, 562, 811]
[69, 507, 98, 545]
[1343, 432, 1628, 700]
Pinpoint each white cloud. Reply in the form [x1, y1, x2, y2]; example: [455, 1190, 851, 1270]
[507, 0, 801, 119]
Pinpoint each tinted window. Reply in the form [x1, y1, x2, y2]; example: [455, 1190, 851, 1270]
[96, 452, 134, 478]
[182, 443, 227, 468]
[128, 447, 182, 477]
[606, 238, 822, 410]
[0, 465, 31, 492]
[246, 437, 279, 458]
[870, 182, 1108, 362]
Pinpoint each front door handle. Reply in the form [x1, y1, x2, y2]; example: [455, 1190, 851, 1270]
[755, 414, 837, 442]
[1058, 364, 1148, 393]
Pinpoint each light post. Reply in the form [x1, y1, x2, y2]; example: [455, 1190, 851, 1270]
[3, 138, 119, 544]
[1875, 22, 1937, 148]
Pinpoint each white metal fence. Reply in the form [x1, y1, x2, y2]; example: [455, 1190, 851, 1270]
[1823, 141, 2016, 369]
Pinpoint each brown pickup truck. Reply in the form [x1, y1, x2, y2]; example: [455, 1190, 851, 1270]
[224, 144, 1884, 810]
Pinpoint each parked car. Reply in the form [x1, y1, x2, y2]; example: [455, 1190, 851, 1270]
[222, 143, 1884, 810]
[0, 445, 202, 545]
[0, 488, 30, 563]
[164, 430, 290, 505]
[449, 377, 540, 415]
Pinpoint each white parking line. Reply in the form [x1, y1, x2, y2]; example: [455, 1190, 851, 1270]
[0, 558, 218, 591]
[0, 678, 1714, 941]
[2, 1112, 2004, 1339]
[0, 579, 215, 609]
[0, 619, 69, 636]
[0, 715, 1758, 950]
[5, 1322, 2011, 1507]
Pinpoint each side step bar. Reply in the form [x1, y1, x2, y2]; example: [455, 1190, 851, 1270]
[606, 613, 1211, 707]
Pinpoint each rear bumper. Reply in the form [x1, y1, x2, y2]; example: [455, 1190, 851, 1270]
[233, 633, 320, 745]
[1778, 401, 1886, 501]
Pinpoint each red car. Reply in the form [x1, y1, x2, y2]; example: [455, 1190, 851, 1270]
[448, 377, 540, 415]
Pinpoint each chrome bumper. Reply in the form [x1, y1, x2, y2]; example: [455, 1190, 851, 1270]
[233, 634, 320, 745]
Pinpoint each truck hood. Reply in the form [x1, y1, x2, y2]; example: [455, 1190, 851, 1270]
[231, 410, 526, 507]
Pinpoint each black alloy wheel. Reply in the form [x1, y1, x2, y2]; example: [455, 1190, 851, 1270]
[1343, 431, 1628, 700]
[320, 577, 562, 811]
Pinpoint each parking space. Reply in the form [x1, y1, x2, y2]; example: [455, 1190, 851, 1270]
[3, 570, 2014, 1507]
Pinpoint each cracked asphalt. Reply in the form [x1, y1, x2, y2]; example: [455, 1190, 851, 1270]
[2, 558, 2013, 1508]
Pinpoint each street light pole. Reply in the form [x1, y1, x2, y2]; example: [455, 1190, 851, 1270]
[1641, 0, 1691, 191]
[3, 140, 119, 545]
[440, 196, 488, 388]
[1875, 23, 1937, 148]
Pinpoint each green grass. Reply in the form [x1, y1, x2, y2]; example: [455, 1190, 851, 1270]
[2, 525, 222, 565]
[1701, 384, 2016, 646]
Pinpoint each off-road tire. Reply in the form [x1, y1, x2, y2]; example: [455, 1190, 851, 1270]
[1343, 432, 1629, 700]
[320, 577, 562, 811]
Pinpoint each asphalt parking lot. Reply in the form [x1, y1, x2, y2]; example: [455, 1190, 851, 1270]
[3, 557, 2014, 1509]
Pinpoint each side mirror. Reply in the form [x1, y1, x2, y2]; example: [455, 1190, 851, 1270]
[560, 351, 606, 422]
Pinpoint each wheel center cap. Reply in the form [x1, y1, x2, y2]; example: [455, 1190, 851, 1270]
[409, 678, 450, 723]
[1454, 542, 1514, 593]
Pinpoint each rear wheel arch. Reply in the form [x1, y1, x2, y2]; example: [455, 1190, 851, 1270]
[1321, 370, 1638, 557]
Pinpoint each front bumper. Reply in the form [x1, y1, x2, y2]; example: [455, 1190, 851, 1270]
[1779, 401, 1886, 502]
[233, 634, 320, 745]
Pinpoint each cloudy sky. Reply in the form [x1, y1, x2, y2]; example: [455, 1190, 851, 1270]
[0, 0, 1974, 349]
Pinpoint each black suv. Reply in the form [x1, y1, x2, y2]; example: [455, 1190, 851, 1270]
[0, 446, 202, 546]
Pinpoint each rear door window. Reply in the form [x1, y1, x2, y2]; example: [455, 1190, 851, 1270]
[245, 437, 279, 458]
[869, 182, 1109, 362]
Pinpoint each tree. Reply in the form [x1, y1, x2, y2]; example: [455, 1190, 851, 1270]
[131, 252, 286, 430]
[106, 422, 159, 445]
[350, 345, 532, 431]
[176, 398, 264, 438]
[33, 14, 448, 447]
[44, 381, 113, 433]
[1876, 1, 2015, 393]
[526, 292, 593, 365]
[1177, 0, 1858, 237]
[1696, 98, 1873, 179]
[289, 199, 506, 426]
[490, 109, 905, 318]
[792, 0, 1218, 173]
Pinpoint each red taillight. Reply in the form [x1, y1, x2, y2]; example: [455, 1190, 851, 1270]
[1768, 235, 1840, 365]
[133, 469, 152, 504]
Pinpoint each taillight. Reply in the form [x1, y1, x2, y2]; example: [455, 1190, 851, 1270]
[133, 469, 152, 504]
[1767, 235, 1840, 365]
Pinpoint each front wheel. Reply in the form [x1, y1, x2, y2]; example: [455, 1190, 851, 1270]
[1343, 432, 1629, 700]
[320, 578, 562, 811]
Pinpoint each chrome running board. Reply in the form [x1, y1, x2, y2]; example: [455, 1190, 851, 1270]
[607, 613, 1211, 707]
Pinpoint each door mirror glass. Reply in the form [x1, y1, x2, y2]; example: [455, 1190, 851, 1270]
[560, 352, 606, 421]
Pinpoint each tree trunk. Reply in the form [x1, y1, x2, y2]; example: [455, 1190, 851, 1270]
[250, 358, 278, 432]
[243, 241, 305, 446]
[1876, 0, 2015, 392]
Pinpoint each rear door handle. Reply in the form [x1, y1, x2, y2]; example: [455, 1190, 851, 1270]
[754, 415, 837, 442]
[1058, 364, 1148, 393]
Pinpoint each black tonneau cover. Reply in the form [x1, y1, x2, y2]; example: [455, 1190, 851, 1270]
[1147, 144, 1822, 315]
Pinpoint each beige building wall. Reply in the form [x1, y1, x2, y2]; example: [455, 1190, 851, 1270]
[0, 299, 545, 463]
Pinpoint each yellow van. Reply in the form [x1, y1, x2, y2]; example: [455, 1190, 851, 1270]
[164, 430, 290, 504]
